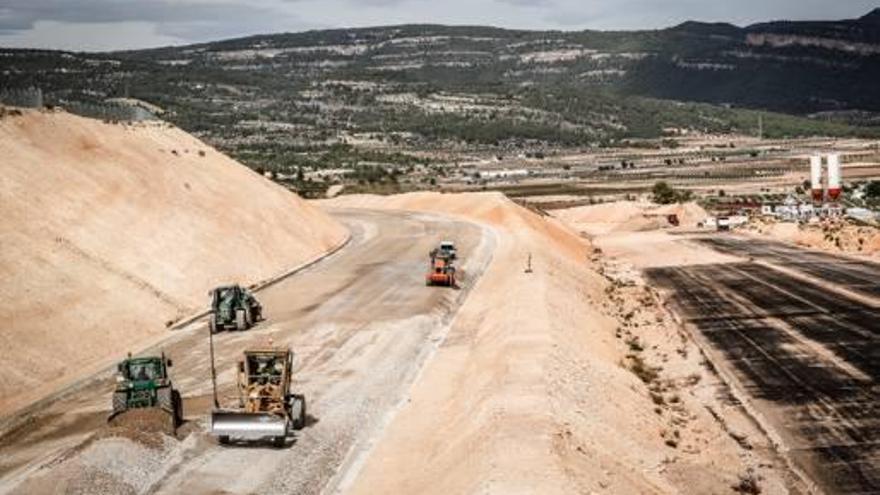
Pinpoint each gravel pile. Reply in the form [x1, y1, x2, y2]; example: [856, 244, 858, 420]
[9, 434, 177, 495]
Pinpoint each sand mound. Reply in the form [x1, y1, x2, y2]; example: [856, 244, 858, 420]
[651, 201, 709, 227]
[551, 200, 655, 236]
[552, 200, 709, 237]
[326, 193, 774, 494]
[0, 109, 347, 415]
[745, 217, 880, 257]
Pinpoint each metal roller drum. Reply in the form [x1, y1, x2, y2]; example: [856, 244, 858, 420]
[210, 410, 288, 440]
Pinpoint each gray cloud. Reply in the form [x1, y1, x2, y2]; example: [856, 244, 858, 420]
[0, 0, 301, 34]
[495, 0, 554, 6]
[0, 0, 312, 49]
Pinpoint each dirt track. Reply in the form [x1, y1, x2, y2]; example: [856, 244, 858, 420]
[648, 235, 880, 494]
[0, 208, 494, 495]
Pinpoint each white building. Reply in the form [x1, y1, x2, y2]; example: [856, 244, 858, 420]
[480, 169, 529, 179]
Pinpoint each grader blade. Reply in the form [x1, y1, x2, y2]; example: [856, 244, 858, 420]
[210, 410, 287, 440]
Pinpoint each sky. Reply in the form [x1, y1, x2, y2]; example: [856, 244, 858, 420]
[0, 0, 877, 52]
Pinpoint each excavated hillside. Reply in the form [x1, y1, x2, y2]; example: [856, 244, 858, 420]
[0, 109, 347, 415]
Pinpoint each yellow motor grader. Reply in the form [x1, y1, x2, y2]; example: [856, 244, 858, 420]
[209, 346, 306, 447]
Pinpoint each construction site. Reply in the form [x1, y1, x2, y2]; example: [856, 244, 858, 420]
[2, 88, 880, 495]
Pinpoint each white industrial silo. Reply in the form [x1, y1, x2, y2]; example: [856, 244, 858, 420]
[827, 153, 842, 201]
[810, 155, 823, 202]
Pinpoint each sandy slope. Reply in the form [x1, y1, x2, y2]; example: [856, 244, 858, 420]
[744, 218, 880, 258]
[323, 193, 788, 494]
[0, 109, 347, 415]
[553, 201, 708, 237]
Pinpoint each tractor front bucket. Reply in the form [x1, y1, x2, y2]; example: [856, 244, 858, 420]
[108, 407, 176, 435]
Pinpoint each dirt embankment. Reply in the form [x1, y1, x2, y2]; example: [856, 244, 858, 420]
[323, 193, 788, 494]
[552, 200, 708, 237]
[0, 109, 347, 416]
[744, 217, 880, 257]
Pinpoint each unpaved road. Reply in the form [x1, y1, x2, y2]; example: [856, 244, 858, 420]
[648, 235, 880, 494]
[0, 208, 495, 495]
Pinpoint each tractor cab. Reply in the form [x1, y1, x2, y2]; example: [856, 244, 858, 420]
[209, 284, 262, 333]
[438, 241, 456, 260]
[242, 350, 289, 389]
[213, 285, 247, 315]
[110, 353, 181, 433]
[117, 355, 171, 388]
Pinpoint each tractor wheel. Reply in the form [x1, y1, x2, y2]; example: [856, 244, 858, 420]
[172, 389, 183, 426]
[219, 435, 230, 445]
[244, 306, 253, 327]
[291, 395, 307, 430]
[235, 309, 247, 331]
[153, 387, 177, 434]
[111, 391, 128, 415]
[272, 436, 286, 448]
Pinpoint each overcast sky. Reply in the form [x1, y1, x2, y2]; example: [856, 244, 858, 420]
[0, 0, 877, 52]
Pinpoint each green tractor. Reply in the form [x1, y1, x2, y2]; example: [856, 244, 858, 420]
[108, 353, 182, 435]
[209, 285, 263, 333]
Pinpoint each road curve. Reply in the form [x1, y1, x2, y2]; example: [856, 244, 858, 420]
[0, 208, 496, 495]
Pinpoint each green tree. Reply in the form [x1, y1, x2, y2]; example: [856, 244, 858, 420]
[865, 181, 880, 202]
[652, 181, 692, 204]
[652, 182, 677, 204]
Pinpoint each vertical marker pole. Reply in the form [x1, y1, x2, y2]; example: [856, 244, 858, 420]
[209, 322, 219, 409]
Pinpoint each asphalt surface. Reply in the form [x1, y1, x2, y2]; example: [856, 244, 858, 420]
[648, 236, 880, 495]
[0, 208, 494, 495]
[698, 237, 880, 299]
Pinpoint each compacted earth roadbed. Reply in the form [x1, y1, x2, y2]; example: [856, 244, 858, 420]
[0, 209, 494, 495]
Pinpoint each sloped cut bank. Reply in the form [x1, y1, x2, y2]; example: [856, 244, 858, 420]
[0, 109, 347, 415]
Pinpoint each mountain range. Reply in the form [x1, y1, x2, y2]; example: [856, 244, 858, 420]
[2, 9, 879, 167]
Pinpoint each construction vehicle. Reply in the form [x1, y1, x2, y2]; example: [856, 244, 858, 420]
[209, 285, 262, 333]
[426, 244, 457, 287]
[108, 353, 182, 434]
[438, 241, 457, 260]
[428, 241, 457, 261]
[209, 346, 306, 447]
